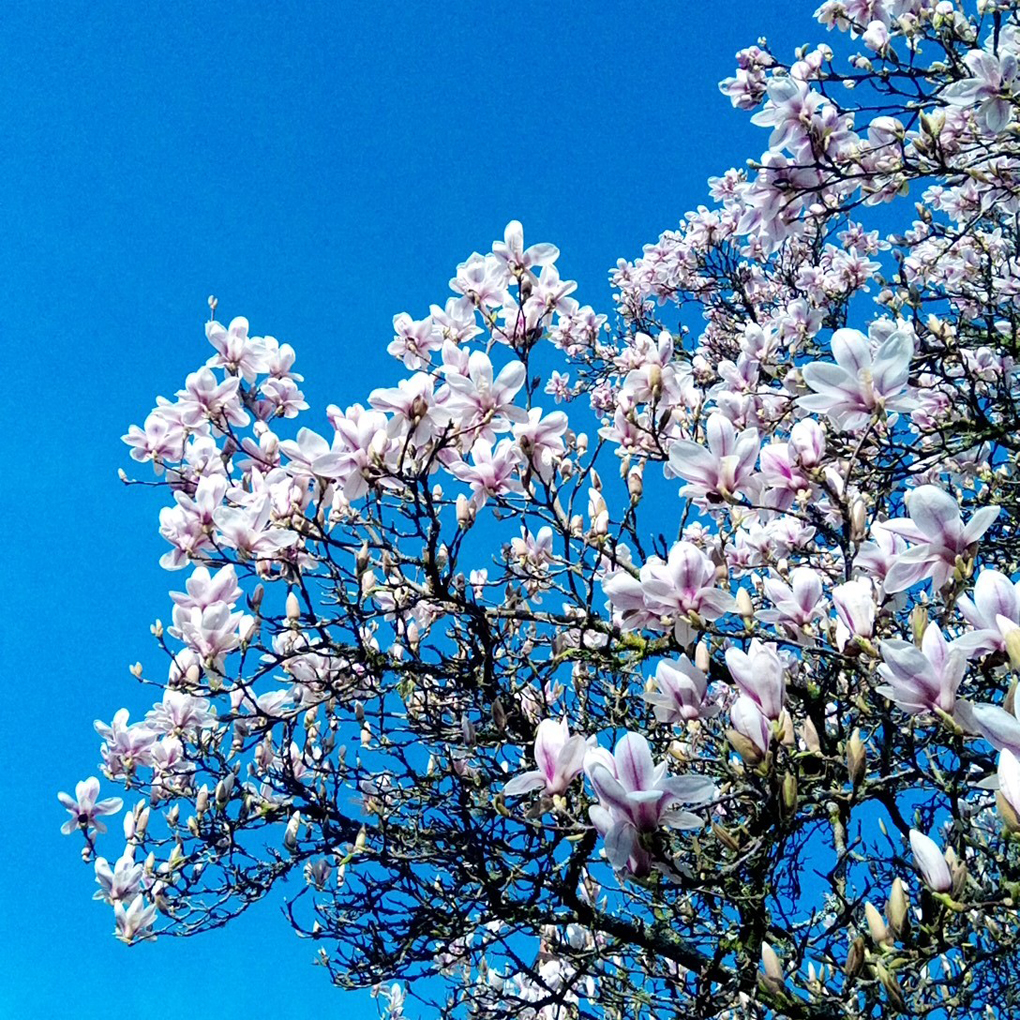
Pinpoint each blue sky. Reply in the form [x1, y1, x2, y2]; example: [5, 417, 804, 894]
[4, 3, 811, 1016]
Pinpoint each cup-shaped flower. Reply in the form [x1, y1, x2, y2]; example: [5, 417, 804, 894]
[725, 640, 787, 719]
[729, 695, 773, 757]
[584, 732, 715, 871]
[503, 718, 589, 797]
[832, 578, 876, 650]
[909, 829, 952, 893]
[876, 624, 966, 715]
[57, 777, 123, 836]
[642, 656, 720, 724]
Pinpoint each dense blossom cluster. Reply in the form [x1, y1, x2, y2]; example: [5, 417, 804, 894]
[64, 2, 1020, 1018]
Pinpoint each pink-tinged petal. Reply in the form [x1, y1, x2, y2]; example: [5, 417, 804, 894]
[971, 702, 1020, 753]
[603, 819, 638, 869]
[791, 568, 822, 610]
[800, 362, 854, 396]
[871, 330, 913, 393]
[909, 829, 952, 892]
[554, 734, 589, 790]
[661, 775, 716, 805]
[961, 504, 1000, 545]
[587, 763, 632, 817]
[614, 732, 655, 793]
[57, 792, 77, 810]
[706, 413, 737, 457]
[503, 771, 547, 797]
[973, 570, 1020, 624]
[668, 441, 718, 485]
[883, 558, 933, 595]
[533, 718, 567, 786]
[831, 328, 871, 374]
[905, 486, 961, 544]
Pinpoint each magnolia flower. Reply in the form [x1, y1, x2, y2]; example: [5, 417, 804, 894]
[757, 567, 826, 639]
[941, 48, 1020, 134]
[729, 695, 773, 757]
[725, 640, 787, 720]
[876, 624, 966, 716]
[503, 719, 589, 797]
[58, 777, 123, 836]
[832, 578, 876, 650]
[94, 854, 144, 905]
[956, 568, 1020, 656]
[882, 486, 999, 594]
[635, 541, 738, 643]
[584, 732, 715, 873]
[909, 829, 952, 893]
[642, 656, 720, 724]
[114, 894, 158, 943]
[668, 412, 760, 502]
[797, 326, 914, 430]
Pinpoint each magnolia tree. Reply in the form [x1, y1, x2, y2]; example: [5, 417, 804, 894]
[61, 2, 1020, 1017]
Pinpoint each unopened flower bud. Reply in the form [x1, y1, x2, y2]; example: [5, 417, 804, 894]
[695, 641, 711, 674]
[456, 494, 475, 530]
[847, 728, 867, 789]
[910, 605, 928, 646]
[781, 773, 798, 818]
[195, 785, 210, 815]
[760, 942, 785, 993]
[850, 497, 867, 542]
[727, 728, 764, 766]
[865, 901, 891, 946]
[844, 936, 865, 978]
[286, 591, 301, 623]
[887, 878, 910, 939]
[627, 468, 643, 503]
[284, 811, 301, 851]
[737, 587, 754, 622]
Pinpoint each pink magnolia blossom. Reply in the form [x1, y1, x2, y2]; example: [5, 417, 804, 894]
[725, 640, 787, 720]
[909, 829, 953, 893]
[882, 486, 999, 594]
[58, 777, 123, 836]
[447, 438, 524, 505]
[631, 541, 738, 643]
[441, 351, 528, 438]
[503, 719, 589, 797]
[832, 578, 876, 650]
[757, 567, 826, 638]
[584, 733, 715, 873]
[642, 656, 720, 724]
[205, 316, 270, 382]
[798, 326, 914, 430]
[941, 48, 1020, 134]
[956, 568, 1020, 656]
[114, 894, 158, 943]
[94, 854, 144, 905]
[877, 624, 966, 715]
[668, 412, 760, 502]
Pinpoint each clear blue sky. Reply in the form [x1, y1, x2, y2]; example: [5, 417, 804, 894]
[4, 3, 810, 1016]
